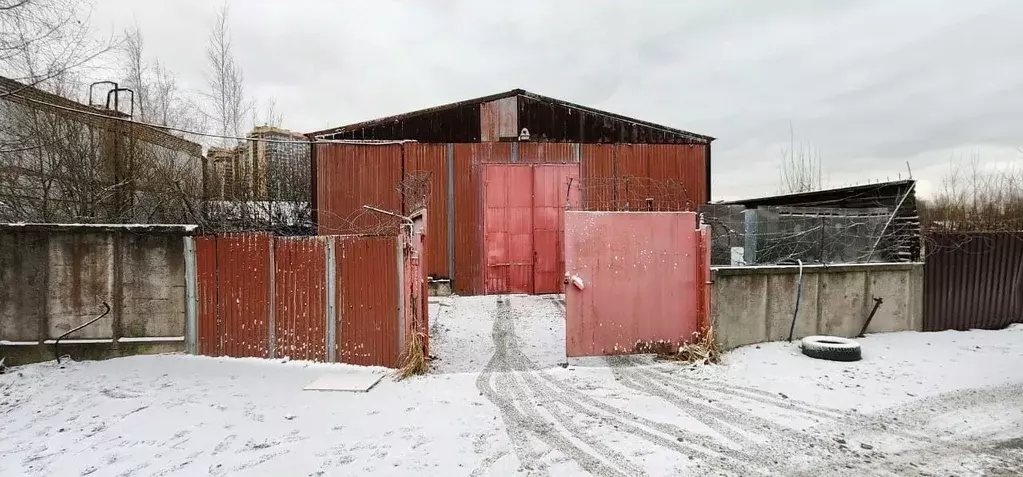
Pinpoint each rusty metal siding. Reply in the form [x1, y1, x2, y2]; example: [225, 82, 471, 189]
[474, 142, 515, 163]
[274, 237, 327, 361]
[924, 232, 1023, 331]
[315, 143, 403, 234]
[480, 97, 518, 142]
[195, 236, 218, 355]
[337, 236, 400, 367]
[215, 233, 271, 358]
[452, 144, 483, 294]
[519, 143, 574, 164]
[580, 144, 616, 210]
[564, 212, 708, 357]
[646, 144, 708, 207]
[403, 143, 448, 277]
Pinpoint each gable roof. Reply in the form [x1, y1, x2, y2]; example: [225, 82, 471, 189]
[309, 89, 714, 144]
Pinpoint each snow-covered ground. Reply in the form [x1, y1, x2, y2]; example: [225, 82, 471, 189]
[2, 295, 1021, 476]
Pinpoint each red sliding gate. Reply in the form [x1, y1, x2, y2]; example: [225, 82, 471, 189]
[483, 164, 580, 295]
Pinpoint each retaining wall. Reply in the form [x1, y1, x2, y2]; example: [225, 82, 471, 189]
[712, 263, 923, 351]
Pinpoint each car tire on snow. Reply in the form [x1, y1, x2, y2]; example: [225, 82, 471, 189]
[800, 335, 862, 362]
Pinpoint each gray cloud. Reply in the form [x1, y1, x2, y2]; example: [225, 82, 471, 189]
[89, 0, 1023, 199]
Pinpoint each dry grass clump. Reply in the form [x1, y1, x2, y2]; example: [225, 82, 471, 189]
[394, 329, 428, 380]
[659, 327, 720, 365]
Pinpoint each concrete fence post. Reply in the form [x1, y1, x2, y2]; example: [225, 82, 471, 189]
[183, 236, 198, 354]
[396, 235, 406, 353]
[325, 237, 337, 363]
[267, 237, 276, 359]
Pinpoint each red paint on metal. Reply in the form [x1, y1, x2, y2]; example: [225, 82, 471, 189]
[564, 211, 708, 357]
[215, 233, 272, 358]
[195, 236, 218, 355]
[452, 144, 483, 294]
[314, 142, 709, 296]
[483, 164, 534, 294]
[274, 237, 327, 361]
[580, 144, 616, 210]
[315, 143, 403, 234]
[475, 142, 515, 163]
[519, 143, 573, 164]
[532, 164, 581, 294]
[646, 144, 707, 207]
[403, 143, 448, 277]
[337, 236, 400, 367]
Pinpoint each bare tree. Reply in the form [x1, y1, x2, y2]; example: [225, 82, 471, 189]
[778, 123, 826, 194]
[204, 2, 251, 144]
[0, 0, 115, 91]
[921, 152, 1023, 231]
[255, 97, 283, 128]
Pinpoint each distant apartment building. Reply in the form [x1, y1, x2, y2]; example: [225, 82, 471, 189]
[205, 126, 311, 202]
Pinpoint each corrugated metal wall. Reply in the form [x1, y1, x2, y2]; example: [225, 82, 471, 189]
[274, 237, 327, 361]
[452, 144, 483, 294]
[314, 142, 708, 295]
[196, 233, 415, 367]
[315, 144, 403, 235]
[337, 236, 400, 367]
[214, 233, 271, 358]
[924, 232, 1023, 331]
[403, 143, 448, 275]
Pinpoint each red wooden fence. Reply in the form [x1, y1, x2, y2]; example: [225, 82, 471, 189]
[195, 232, 426, 367]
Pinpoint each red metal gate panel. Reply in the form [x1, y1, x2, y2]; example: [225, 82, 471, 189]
[215, 233, 272, 358]
[274, 237, 327, 361]
[483, 164, 535, 294]
[564, 211, 708, 357]
[532, 164, 581, 294]
[337, 236, 400, 367]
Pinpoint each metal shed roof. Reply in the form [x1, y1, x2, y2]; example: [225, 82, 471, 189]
[309, 89, 714, 144]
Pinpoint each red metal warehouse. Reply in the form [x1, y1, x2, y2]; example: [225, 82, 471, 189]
[308, 89, 715, 296]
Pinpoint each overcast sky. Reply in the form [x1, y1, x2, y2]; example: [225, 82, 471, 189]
[87, 0, 1023, 201]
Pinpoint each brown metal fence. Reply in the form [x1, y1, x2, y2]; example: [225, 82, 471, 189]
[923, 232, 1023, 331]
[195, 232, 426, 367]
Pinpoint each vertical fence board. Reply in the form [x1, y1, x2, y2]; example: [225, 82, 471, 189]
[214, 234, 271, 358]
[274, 237, 328, 361]
[924, 232, 1023, 331]
[337, 236, 400, 367]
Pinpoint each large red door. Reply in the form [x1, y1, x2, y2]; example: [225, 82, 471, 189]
[484, 165, 534, 294]
[532, 164, 581, 294]
[483, 164, 580, 295]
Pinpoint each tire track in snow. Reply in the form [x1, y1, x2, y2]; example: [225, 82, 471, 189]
[648, 366, 850, 420]
[481, 298, 767, 476]
[607, 358, 848, 468]
[476, 299, 626, 476]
